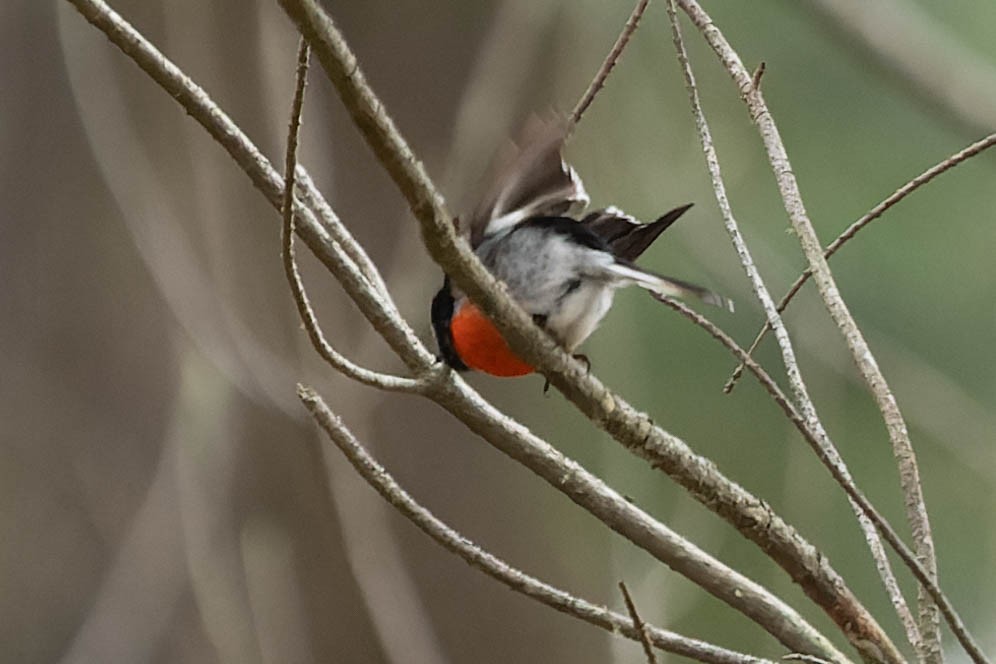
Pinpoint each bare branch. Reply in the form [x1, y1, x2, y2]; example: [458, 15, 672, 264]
[68, 2, 985, 661]
[300, 387, 771, 664]
[664, 5, 904, 661]
[67, 2, 847, 654]
[675, 1, 986, 662]
[277, 1, 908, 659]
[619, 582, 659, 664]
[570, 0, 651, 129]
[657, 293, 939, 652]
[727, 131, 996, 392]
[279, 40, 423, 394]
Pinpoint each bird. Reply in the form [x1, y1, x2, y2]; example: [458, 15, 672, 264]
[431, 114, 732, 378]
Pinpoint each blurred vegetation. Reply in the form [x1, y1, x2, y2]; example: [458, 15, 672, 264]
[1, 0, 993, 662]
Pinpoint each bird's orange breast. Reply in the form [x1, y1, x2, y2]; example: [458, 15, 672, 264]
[449, 302, 534, 377]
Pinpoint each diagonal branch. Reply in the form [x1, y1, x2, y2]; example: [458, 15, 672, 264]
[279, 39, 424, 394]
[277, 1, 905, 660]
[66, 1, 847, 657]
[726, 131, 996, 392]
[665, 0, 919, 656]
[675, 2, 980, 662]
[570, 0, 652, 129]
[300, 386, 773, 664]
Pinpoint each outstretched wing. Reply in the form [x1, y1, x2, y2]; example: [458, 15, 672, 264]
[581, 204, 734, 311]
[464, 114, 588, 248]
[580, 203, 693, 262]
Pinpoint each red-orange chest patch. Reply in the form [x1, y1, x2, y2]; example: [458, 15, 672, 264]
[449, 302, 535, 377]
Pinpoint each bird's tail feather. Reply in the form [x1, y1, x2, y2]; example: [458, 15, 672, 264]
[605, 262, 734, 312]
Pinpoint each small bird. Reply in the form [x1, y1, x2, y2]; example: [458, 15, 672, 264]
[431, 115, 732, 378]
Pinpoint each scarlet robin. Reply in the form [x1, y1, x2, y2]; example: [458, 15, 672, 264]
[431, 115, 732, 378]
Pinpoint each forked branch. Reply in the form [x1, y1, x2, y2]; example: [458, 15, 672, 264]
[276, 0, 900, 660]
[300, 387, 772, 664]
[67, 0, 849, 657]
[726, 131, 996, 392]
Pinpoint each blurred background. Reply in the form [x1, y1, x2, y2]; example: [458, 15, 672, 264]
[2, 1, 995, 662]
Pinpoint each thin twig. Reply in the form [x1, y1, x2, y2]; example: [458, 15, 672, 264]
[784, 655, 835, 664]
[726, 131, 996, 392]
[658, 296, 929, 650]
[68, 2, 846, 654]
[619, 582, 659, 664]
[300, 387, 770, 664]
[279, 1, 905, 659]
[665, 4, 910, 661]
[677, 1, 973, 661]
[750, 61, 766, 91]
[279, 40, 421, 393]
[293, 165, 396, 305]
[570, 0, 651, 130]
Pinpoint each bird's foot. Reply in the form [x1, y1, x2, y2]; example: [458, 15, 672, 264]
[542, 354, 592, 395]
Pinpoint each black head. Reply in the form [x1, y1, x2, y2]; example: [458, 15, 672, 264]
[430, 277, 469, 371]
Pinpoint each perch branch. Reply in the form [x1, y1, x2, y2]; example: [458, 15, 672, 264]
[278, 0, 909, 660]
[66, 0, 847, 656]
[300, 387, 771, 664]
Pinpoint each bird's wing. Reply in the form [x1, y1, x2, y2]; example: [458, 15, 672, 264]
[580, 203, 693, 262]
[464, 114, 588, 248]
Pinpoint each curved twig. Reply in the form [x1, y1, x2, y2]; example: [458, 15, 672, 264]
[279, 40, 423, 394]
[66, 1, 848, 657]
[676, 2, 986, 662]
[726, 131, 996, 392]
[276, 1, 918, 660]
